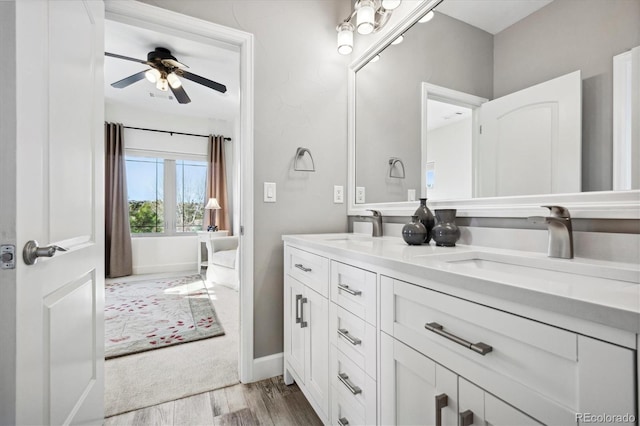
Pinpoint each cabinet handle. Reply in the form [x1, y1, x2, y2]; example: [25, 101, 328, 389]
[424, 322, 493, 355]
[300, 297, 308, 328]
[338, 372, 362, 395]
[338, 417, 349, 426]
[295, 263, 312, 272]
[295, 294, 302, 324]
[338, 328, 362, 346]
[338, 283, 362, 296]
[435, 393, 448, 426]
[460, 410, 474, 426]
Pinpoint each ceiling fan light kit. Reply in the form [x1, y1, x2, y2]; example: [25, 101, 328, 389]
[106, 47, 227, 104]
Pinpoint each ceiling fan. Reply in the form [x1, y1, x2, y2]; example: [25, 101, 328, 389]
[105, 47, 227, 104]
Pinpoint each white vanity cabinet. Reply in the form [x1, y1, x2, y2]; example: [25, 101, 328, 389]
[282, 236, 638, 426]
[283, 246, 330, 421]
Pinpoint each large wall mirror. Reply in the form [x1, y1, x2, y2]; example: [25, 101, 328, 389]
[350, 0, 640, 216]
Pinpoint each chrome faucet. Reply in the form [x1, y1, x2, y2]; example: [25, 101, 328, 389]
[528, 205, 574, 259]
[359, 209, 383, 237]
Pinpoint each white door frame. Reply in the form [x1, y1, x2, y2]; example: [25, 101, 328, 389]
[104, 1, 255, 382]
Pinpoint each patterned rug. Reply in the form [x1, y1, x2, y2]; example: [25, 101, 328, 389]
[105, 274, 225, 359]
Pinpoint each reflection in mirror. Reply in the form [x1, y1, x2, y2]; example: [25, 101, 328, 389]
[354, 0, 640, 204]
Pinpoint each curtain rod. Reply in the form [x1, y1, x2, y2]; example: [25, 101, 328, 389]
[123, 125, 231, 141]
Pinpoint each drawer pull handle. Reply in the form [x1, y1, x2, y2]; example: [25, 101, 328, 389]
[338, 283, 362, 296]
[300, 297, 308, 328]
[295, 263, 312, 272]
[435, 393, 448, 426]
[338, 328, 362, 346]
[424, 322, 493, 355]
[338, 417, 349, 426]
[338, 372, 362, 395]
[460, 409, 474, 426]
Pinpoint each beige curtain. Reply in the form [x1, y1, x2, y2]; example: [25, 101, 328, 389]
[204, 135, 230, 233]
[105, 122, 133, 278]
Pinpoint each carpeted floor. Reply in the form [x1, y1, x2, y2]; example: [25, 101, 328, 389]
[105, 274, 225, 359]
[104, 272, 239, 417]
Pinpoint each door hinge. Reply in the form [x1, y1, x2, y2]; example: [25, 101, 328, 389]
[479, 125, 483, 134]
[240, 226, 244, 235]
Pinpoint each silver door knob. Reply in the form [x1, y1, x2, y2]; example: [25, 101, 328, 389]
[23, 240, 67, 265]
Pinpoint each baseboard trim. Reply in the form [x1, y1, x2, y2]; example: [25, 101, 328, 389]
[252, 353, 283, 382]
[132, 263, 197, 276]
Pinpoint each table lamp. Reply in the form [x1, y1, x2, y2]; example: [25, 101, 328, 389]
[204, 198, 221, 231]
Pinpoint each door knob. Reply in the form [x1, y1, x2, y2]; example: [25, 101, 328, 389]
[23, 240, 67, 265]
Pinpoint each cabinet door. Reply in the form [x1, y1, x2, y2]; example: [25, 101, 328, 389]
[304, 287, 330, 418]
[284, 276, 305, 381]
[381, 333, 458, 426]
[459, 378, 543, 426]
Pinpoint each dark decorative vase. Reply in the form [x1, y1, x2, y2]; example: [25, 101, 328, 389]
[414, 198, 435, 243]
[432, 209, 461, 247]
[402, 215, 427, 245]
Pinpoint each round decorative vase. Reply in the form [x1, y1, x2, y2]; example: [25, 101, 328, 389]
[402, 215, 427, 245]
[432, 209, 461, 247]
[414, 198, 435, 243]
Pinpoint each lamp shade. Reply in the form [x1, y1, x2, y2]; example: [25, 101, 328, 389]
[205, 198, 222, 210]
[167, 72, 182, 89]
[381, 0, 401, 10]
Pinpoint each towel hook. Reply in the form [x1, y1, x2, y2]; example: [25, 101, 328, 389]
[294, 147, 316, 172]
[389, 157, 405, 178]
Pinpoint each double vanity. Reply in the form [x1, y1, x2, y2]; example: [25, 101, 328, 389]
[282, 233, 639, 426]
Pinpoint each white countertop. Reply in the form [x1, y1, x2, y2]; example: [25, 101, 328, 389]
[283, 233, 640, 335]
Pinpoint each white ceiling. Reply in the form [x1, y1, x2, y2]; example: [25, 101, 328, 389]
[104, 20, 240, 121]
[436, 0, 554, 34]
[427, 99, 472, 131]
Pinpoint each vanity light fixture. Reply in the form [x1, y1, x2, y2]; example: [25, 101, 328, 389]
[336, 0, 400, 55]
[419, 10, 435, 23]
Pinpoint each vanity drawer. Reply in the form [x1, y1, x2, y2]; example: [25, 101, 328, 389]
[329, 303, 376, 379]
[331, 261, 376, 324]
[381, 276, 580, 425]
[285, 246, 329, 297]
[331, 384, 368, 426]
[330, 345, 376, 421]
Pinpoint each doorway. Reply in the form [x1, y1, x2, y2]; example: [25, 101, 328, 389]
[103, 0, 254, 414]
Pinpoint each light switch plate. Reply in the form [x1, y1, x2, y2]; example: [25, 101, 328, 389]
[356, 187, 365, 204]
[408, 189, 416, 201]
[264, 182, 276, 203]
[334, 185, 344, 203]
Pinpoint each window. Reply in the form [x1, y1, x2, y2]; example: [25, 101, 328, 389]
[125, 155, 207, 235]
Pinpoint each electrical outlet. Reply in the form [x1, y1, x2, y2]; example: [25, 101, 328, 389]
[356, 186, 365, 204]
[334, 185, 344, 203]
[408, 189, 416, 201]
[264, 182, 276, 202]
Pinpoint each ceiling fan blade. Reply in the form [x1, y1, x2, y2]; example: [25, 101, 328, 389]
[161, 58, 189, 69]
[105, 52, 148, 65]
[181, 70, 227, 94]
[170, 84, 191, 104]
[111, 70, 148, 89]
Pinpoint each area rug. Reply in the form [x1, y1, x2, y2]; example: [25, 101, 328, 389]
[105, 274, 225, 359]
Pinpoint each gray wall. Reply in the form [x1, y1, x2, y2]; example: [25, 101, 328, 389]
[0, 2, 16, 423]
[355, 13, 493, 203]
[494, 0, 640, 192]
[141, 0, 351, 358]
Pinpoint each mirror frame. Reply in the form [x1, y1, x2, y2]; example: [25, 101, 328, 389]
[347, 0, 640, 219]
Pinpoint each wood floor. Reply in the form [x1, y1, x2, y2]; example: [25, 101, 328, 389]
[104, 376, 322, 426]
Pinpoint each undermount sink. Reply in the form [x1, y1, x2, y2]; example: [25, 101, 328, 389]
[428, 251, 639, 285]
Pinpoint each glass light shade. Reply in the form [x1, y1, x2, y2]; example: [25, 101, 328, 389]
[370, 54, 380, 63]
[145, 68, 161, 83]
[156, 78, 169, 91]
[419, 10, 435, 23]
[356, 0, 375, 35]
[167, 72, 182, 88]
[337, 22, 354, 55]
[391, 35, 404, 45]
[381, 0, 401, 10]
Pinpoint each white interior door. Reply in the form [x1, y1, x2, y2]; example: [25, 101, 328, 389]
[477, 71, 582, 197]
[14, 1, 105, 424]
